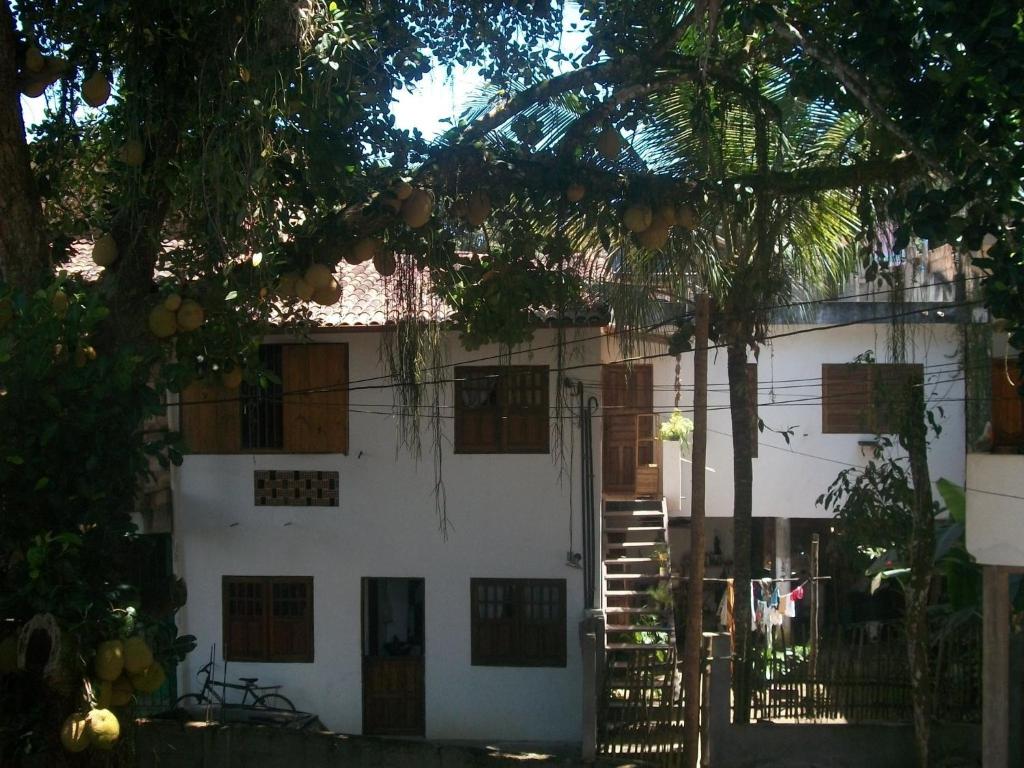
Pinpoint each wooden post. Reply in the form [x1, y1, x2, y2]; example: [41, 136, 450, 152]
[982, 565, 1010, 768]
[808, 533, 820, 716]
[581, 620, 598, 762]
[681, 294, 710, 768]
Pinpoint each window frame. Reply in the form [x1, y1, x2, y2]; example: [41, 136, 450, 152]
[454, 366, 550, 454]
[181, 342, 349, 455]
[222, 575, 314, 663]
[821, 362, 924, 435]
[470, 578, 567, 668]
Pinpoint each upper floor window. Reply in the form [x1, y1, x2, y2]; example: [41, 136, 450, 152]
[821, 363, 923, 434]
[181, 343, 348, 454]
[990, 360, 1024, 450]
[454, 366, 549, 453]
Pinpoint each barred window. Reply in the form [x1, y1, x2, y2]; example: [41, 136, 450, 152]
[470, 578, 566, 667]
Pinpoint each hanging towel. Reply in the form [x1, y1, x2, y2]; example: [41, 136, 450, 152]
[782, 594, 796, 618]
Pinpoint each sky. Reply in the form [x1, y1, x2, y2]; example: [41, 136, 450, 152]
[21, 3, 588, 144]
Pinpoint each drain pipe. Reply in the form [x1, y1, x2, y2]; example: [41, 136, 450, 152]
[573, 380, 599, 610]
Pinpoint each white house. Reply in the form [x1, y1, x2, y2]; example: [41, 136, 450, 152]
[167, 260, 607, 742]
[154, 249, 970, 745]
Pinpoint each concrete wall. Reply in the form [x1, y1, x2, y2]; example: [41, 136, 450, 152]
[966, 454, 1024, 566]
[134, 721, 608, 768]
[656, 321, 965, 519]
[172, 329, 600, 741]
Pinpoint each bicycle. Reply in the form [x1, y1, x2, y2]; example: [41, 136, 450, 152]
[174, 660, 295, 711]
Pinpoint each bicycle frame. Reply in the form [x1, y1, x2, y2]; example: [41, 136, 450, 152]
[194, 662, 265, 706]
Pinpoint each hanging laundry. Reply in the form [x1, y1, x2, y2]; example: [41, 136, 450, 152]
[782, 594, 796, 618]
[792, 584, 805, 601]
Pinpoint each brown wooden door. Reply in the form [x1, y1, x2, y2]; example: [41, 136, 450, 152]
[361, 578, 425, 736]
[602, 365, 656, 496]
[362, 656, 424, 735]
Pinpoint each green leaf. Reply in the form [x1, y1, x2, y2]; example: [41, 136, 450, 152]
[936, 477, 966, 523]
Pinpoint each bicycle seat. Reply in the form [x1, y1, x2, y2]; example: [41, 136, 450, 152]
[238, 677, 258, 684]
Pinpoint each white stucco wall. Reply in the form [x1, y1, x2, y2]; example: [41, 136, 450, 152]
[172, 329, 600, 741]
[653, 322, 966, 518]
[966, 454, 1024, 567]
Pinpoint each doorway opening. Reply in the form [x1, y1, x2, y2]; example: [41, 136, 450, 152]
[361, 577, 425, 736]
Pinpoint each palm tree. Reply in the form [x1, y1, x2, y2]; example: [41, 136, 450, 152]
[417, 39, 873, 766]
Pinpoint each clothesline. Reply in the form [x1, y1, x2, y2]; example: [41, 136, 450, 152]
[676, 576, 832, 583]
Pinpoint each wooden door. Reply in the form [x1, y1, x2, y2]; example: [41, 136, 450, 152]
[362, 656, 424, 735]
[362, 578, 425, 736]
[602, 365, 657, 496]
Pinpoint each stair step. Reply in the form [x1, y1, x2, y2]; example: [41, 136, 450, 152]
[603, 510, 663, 518]
[602, 610, 659, 618]
[605, 625, 674, 632]
[604, 525, 665, 533]
[605, 500, 664, 511]
[605, 573, 668, 581]
[606, 642, 675, 651]
[605, 541, 663, 548]
[605, 589, 666, 596]
[606, 561, 663, 569]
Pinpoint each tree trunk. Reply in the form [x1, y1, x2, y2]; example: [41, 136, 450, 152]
[903, 381, 935, 768]
[0, 0, 47, 289]
[681, 294, 709, 768]
[727, 339, 754, 724]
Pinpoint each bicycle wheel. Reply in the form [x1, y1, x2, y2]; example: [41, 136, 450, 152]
[255, 693, 295, 711]
[174, 693, 208, 709]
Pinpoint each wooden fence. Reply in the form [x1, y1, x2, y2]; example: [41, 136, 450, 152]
[597, 647, 686, 765]
[749, 620, 981, 723]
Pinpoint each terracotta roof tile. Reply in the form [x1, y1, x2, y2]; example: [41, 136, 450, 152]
[62, 242, 607, 328]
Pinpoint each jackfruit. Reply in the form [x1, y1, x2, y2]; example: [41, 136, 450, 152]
[92, 234, 118, 267]
[94, 640, 124, 682]
[82, 72, 111, 108]
[123, 636, 153, 674]
[86, 708, 120, 750]
[175, 300, 205, 332]
[130, 661, 166, 694]
[148, 305, 177, 339]
[60, 712, 91, 753]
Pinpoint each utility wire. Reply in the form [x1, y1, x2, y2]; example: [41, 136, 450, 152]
[174, 297, 980, 409]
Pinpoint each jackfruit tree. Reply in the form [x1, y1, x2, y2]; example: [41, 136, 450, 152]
[0, 0, 560, 760]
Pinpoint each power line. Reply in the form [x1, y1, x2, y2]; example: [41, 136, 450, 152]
[173, 297, 979, 409]
[329, 273, 983, 392]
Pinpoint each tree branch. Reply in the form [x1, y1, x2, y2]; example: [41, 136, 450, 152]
[770, 17, 949, 181]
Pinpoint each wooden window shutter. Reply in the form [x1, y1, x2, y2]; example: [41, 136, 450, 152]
[181, 379, 241, 453]
[503, 367, 549, 452]
[282, 344, 348, 454]
[455, 368, 501, 452]
[223, 577, 268, 661]
[269, 578, 314, 662]
[992, 361, 1024, 448]
[821, 364, 873, 434]
[873, 364, 924, 434]
[601, 364, 653, 411]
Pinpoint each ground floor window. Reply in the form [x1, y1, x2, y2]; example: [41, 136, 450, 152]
[470, 578, 566, 667]
[222, 576, 314, 662]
